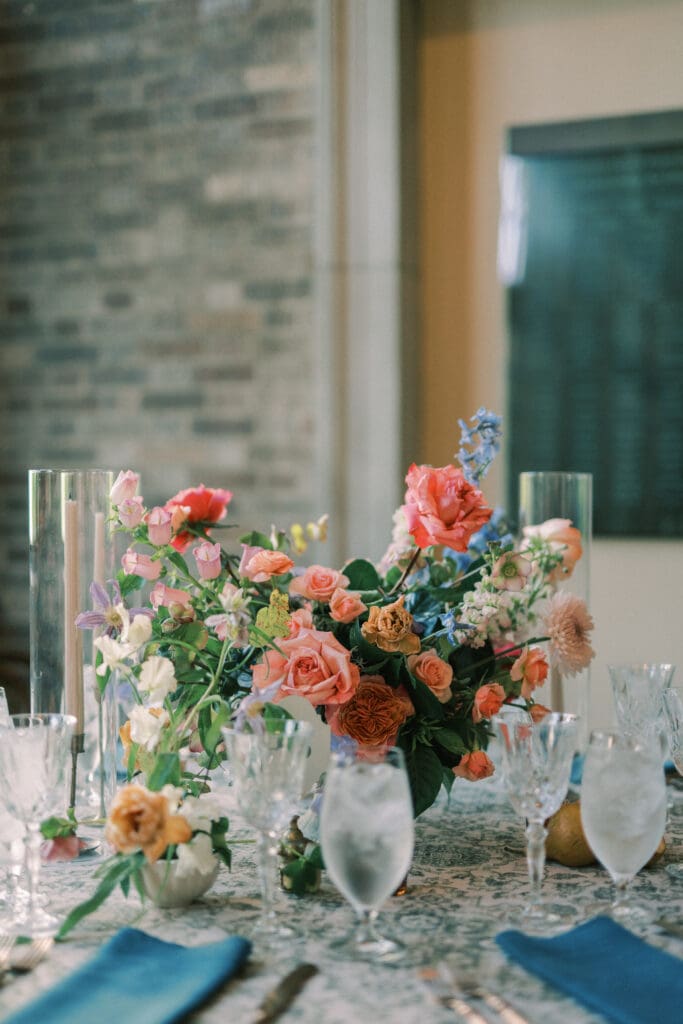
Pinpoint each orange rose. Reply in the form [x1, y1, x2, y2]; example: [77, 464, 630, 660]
[329, 588, 367, 624]
[330, 676, 415, 747]
[529, 703, 552, 723]
[105, 785, 192, 862]
[289, 565, 350, 602]
[472, 682, 506, 723]
[510, 647, 549, 699]
[240, 547, 295, 582]
[252, 627, 359, 706]
[453, 750, 495, 781]
[407, 650, 453, 703]
[288, 606, 314, 635]
[403, 463, 492, 551]
[361, 595, 420, 655]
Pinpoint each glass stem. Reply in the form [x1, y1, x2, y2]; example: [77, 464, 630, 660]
[24, 823, 42, 914]
[525, 820, 548, 908]
[257, 830, 278, 930]
[355, 908, 380, 945]
[612, 877, 632, 913]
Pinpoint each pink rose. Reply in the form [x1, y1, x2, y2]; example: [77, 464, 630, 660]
[111, 470, 139, 505]
[289, 565, 350, 603]
[288, 606, 313, 635]
[402, 463, 492, 551]
[239, 545, 294, 582]
[145, 506, 173, 546]
[472, 682, 506, 723]
[150, 583, 192, 611]
[121, 550, 161, 581]
[510, 647, 549, 700]
[329, 588, 367, 624]
[407, 650, 453, 703]
[252, 627, 360, 706]
[193, 541, 222, 580]
[118, 496, 144, 529]
[453, 751, 495, 781]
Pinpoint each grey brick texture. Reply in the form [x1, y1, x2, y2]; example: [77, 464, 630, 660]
[0, 0, 318, 656]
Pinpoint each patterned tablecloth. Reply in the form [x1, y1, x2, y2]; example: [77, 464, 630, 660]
[1, 773, 682, 1024]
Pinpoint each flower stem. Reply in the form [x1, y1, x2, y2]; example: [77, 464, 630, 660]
[389, 547, 422, 595]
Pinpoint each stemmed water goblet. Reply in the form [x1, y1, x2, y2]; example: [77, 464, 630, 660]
[0, 713, 75, 936]
[319, 745, 414, 962]
[662, 687, 683, 880]
[580, 729, 666, 923]
[221, 719, 312, 944]
[608, 663, 674, 744]
[493, 711, 578, 933]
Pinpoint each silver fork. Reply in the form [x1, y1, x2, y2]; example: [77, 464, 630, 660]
[10, 937, 53, 973]
[0, 935, 14, 969]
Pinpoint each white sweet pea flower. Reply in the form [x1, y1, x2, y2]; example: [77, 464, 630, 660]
[138, 655, 177, 703]
[128, 705, 169, 751]
[160, 784, 184, 815]
[218, 582, 250, 616]
[94, 635, 135, 675]
[174, 832, 216, 878]
[124, 612, 153, 649]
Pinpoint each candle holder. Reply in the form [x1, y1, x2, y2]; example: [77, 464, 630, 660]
[29, 469, 117, 828]
[518, 471, 592, 752]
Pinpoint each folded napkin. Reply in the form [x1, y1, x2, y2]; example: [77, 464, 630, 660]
[496, 915, 683, 1024]
[4, 927, 252, 1024]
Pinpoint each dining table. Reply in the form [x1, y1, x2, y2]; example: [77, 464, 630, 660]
[1, 770, 682, 1024]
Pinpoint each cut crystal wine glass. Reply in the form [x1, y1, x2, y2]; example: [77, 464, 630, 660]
[221, 719, 312, 945]
[320, 745, 414, 962]
[493, 711, 578, 933]
[0, 713, 75, 936]
[580, 729, 666, 923]
[662, 687, 683, 881]
[608, 663, 674, 744]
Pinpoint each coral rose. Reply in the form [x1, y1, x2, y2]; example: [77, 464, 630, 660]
[510, 647, 549, 699]
[402, 463, 492, 552]
[105, 784, 192, 862]
[165, 484, 233, 553]
[407, 650, 453, 703]
[329, 676, 415, 747]
[361, 595, 420, 655]
[472, 682, 506, 723]
[289, 565, 350, 603]
[453, 750, 495, 781]
[288, 606, 314, 635]
[252, 627, 359, 706]
[329, 588, 367, 624]
[239, 544, 294, 582]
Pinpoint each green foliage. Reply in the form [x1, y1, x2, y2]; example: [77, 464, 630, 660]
[146, 752, 182, 791]
[399, 737, 444, 817]
[56, 852, 145, 940]
[343, 558, 382, 591]
[239, 530, 273, 550]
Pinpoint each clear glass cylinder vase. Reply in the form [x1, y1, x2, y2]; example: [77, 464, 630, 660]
[518, 471, 593, 751]
[29, 469, 117, 826]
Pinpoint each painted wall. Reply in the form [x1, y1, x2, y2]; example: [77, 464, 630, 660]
[418, 0, 683, 729]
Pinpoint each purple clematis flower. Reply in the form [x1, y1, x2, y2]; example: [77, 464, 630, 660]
[75, 580, 153, 636]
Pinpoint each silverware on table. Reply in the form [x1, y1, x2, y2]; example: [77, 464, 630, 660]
[656, 918, 683, 940]
[0, 937, 54, 984]
[252, 962, 319, 1024]
[419, 966, 530, 1024]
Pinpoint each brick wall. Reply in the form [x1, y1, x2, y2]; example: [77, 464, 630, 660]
[0, 0, 319, 661]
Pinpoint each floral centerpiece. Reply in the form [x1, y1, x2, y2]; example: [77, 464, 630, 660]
[58, 409, 594, 934]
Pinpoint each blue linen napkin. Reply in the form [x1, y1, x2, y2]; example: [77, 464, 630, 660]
[496, 915, 683, 1024]
[3, 927, 252, 1024]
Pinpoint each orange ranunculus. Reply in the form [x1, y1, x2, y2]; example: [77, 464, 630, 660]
[510, 647, 549, 699]
[529, 703, 552, 723]
[252, 627, 359, 706]
[407, 650, 453, 703]
[472, 682, 506, 723]
[361, 595, 420, 655]
[453, 750, 495, 781]
[289, 565, 350, 603]
[105, 785, 192, 862]
[329, 588, 367, 624]
[165, 484, 233, 553]
[402, 463, 492, 552]
[329, 676, 415, 747]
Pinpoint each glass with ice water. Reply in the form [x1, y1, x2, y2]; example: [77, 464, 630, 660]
[581, 730, 666, 923]
[320, 745, 414, 961]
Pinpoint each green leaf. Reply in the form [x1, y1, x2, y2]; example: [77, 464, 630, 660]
[263, 703, 294, 727]
[117, 570, 143, 598]
[431, 726, 467, 755]
[441, 767, 455, 796]
[406, 675, 445, 720]
[40, 816, 76, 840]
[146, 752, 181, 791]
[56, 853, 144, 940]
[343, 558, 381, 591]
[239, 530, 273, 550]
[384, 565, 402, 589]
[200, 703, 232, 768]
[166, 550, 191, 577]
[400, 740, 443, 817]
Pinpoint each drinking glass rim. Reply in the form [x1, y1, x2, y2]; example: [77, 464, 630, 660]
[607, 662, 674, 673]
[328, 744, 407, 769]
[587, 728, 662, 754]
[0, 713, 77, 731]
